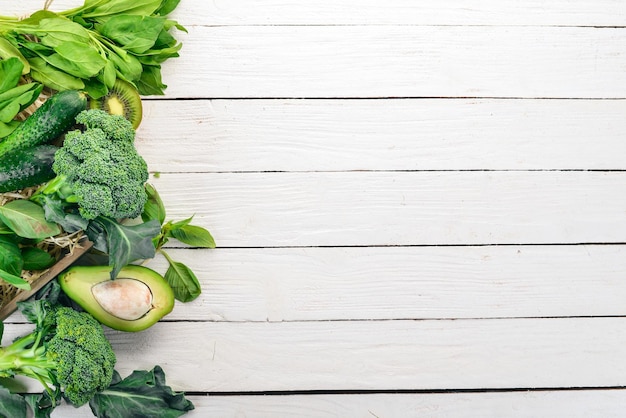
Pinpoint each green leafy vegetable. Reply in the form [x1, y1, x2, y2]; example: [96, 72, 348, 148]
[21, 247, 56, 271]
[0, 0, 185, 97]
[89, 366, 194, 418]
[0, 57, 42, 138]
[0, 386, 28, 418]
[141, 185, 215, 302]
[0, 200, 61, 240]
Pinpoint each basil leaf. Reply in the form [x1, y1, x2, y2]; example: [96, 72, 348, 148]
[101, 15, 166, 54]
[141, 183, 166, 225]
[162, 250, 201, 302]
[89, 366, 194, 418]
[0, 235, 23, 276]
[86, 217, 161, 279]
[0, 387, 28, 418]
[170, 224, 216, 248]
[0, 200, 61, 240]
[21, 247, 56, 271]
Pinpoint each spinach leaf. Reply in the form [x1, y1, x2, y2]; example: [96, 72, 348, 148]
[89, 366, 194, 418]
[0, 235, 23, 276]
[0, 57, 23, 93]
[100, 15, 166, 54]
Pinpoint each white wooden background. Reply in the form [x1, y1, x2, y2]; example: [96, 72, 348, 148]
[4, 0, 626, 416]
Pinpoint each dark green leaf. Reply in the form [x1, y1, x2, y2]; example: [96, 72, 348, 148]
[136, 64, 166, 95]
[0, 200, 61, 239]
[107, 46, 143, 82]
[23, 392, 56, 418]
[0, 235, 23, 276]
[100, 15, 166, 54]
[0, 386, 28, 418]
[86, 217, 161, 279]
[21, 247, 56, 271]
[141, 183, 166, 225]
[162, 251, 201, 302]
[170, 224, 216, 248]
[0, 321, 3, 340]
[89, 366, 194, 418]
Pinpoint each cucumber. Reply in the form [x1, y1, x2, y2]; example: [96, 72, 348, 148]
[0, 90, 87, 157]
[0, 145, 57, 192]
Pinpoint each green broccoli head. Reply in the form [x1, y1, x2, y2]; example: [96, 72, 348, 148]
[50, 109, 149, 220]
[47, 307, 116, 406]
[0, 303, 116, 407]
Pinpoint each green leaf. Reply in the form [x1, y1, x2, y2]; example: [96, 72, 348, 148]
[89, 366, 194, 418]
[24, 17, 91, 46]
[156, 0, 182, 16]
[0, 235, 23, 276]
[0, 386, 28, 418]
[0, 83, 43, 123]
[81, 0, 163, 19]
[0, 57, 24, 93]
[161, 250, 201, 302]
[0, 200, 61, 240]
[21, 247, 56, 271]
[170, 224, 216, 248]
[86, 217, 161, 279]
[0, 268, 30, 290]
[141, 183, 166, 225]
[100, 15, 166, 54]
[29, 58, 85, 91]
[51, 41, 107, 77]
[136, 64, 166, 95]
[0, 39, 30, 74]
[107, 46, 143, 82]
[0, 120, 19, 138]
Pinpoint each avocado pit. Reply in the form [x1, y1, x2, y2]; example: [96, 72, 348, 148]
[92, 278, 154, 321]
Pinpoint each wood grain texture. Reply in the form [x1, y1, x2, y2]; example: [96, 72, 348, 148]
[137, 98, 626, 172]
[47, 390, 626, 418]
[156, 25, 626, 99]
[149, 171, 626, 247]
[10, 0, 626, 26]
[5, 318, 626, 392]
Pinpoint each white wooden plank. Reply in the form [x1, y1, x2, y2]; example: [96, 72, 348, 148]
[7, 245, 626, 323]
[137, 98, 626, 172]
[149, 171, 626, 247]
[4, 318, 626, 392]
[48, 390, 626, 418]
[9, 0, 626, 26]
[156, 25, 626, 99]
[140, 245, 626, 321]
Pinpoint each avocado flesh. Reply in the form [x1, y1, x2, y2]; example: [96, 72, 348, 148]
[59, 264, 175, 332]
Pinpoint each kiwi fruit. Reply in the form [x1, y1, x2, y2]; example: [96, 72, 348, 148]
[89, 79, 143, 129]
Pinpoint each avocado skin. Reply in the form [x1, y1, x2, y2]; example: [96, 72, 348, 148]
[59, 264, 175, 332]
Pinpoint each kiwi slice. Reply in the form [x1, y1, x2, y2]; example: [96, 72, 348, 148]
[89, 79, 143, 129]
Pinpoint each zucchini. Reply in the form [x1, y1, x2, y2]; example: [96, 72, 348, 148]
[0, 90, 87, 157]
[0, 145, 57, 192]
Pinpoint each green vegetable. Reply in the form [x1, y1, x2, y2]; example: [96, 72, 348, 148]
[143, 185, 215, 302]
[0, 90, 86, 157]
[0, 298, 116, 407]
[0, 0, 185, 98]
[0, 57, 42, 138]
[0, 145, 57, 193]
[89, 366, 195, 418]
[39, 109, 149, 221]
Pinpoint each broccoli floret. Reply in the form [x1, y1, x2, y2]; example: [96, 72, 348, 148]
[0, 303, 116, 407]
[43, 109, 148, 220]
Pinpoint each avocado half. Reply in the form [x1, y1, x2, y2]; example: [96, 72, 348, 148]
[59, 264, 175, 332]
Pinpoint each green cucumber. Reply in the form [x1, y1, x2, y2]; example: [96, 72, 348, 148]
[0, 145, 57, 192]
[0, 90, 87, 157]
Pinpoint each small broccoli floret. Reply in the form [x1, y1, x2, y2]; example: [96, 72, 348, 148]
[0, 303, 116, 407]
[43, 109, 149, 220]
[75, 108, 136, 143]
